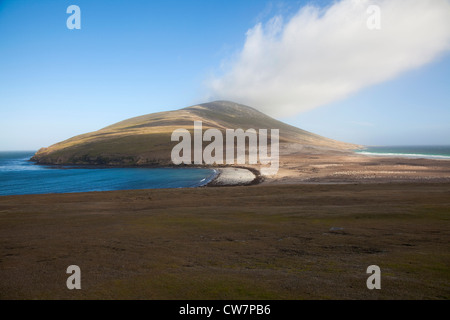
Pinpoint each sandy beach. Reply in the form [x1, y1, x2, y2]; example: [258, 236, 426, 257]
[208, 168, 258, 186]
[208, 144, 450, 186]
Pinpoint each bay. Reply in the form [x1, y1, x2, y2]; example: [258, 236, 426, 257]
[0, 151, 216, 196]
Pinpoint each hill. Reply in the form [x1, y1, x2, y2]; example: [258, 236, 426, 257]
[31, 101, 359, 166]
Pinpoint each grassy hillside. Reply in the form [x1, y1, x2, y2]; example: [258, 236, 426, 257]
[31, 101, 359, 166]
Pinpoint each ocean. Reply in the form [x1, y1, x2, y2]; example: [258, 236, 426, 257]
[355, 145, 450, 160]
[0, 151, 217, 196]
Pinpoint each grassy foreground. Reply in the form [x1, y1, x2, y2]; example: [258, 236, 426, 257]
[0, 183, 449, 299]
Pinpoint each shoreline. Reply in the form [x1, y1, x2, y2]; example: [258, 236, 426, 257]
[4, 150, 447, 194]
[355, 151, 450, 160]
[27, 157, 264, 188]
[206, 167, 263, 187]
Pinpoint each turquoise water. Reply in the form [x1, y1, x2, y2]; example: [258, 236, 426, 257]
[0, 151, 216, 196]
[355, 146, 450, 160]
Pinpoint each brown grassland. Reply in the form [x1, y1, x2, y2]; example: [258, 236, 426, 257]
[0, 182, 449, 299]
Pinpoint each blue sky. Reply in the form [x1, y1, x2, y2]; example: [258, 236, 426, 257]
[0, 0, 449, 150]
[294, 54, 450, 146]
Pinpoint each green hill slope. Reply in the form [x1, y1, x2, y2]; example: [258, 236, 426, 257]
[31, 101, 359, 166]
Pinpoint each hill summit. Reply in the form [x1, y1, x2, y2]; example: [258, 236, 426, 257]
[31, 101, 358, 166]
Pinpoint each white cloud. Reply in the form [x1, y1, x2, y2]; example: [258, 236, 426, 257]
[207, 0, 450, 117]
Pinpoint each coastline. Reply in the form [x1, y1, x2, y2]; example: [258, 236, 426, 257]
[206, 167, 263, 187]
[355, 151, 450, 160]
[26, 161, 261, 188]
[24, 148, 450, 190]
[26, 153, 263, 188]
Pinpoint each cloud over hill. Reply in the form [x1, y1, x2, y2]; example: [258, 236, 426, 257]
[208, 0, 450, 117]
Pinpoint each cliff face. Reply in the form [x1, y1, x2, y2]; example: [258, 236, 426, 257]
[31, 101, 360, 166]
